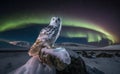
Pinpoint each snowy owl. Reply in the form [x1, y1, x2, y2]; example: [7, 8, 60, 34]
[28, 17, 62, 56]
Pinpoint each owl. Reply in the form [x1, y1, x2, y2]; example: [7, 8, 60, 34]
[28, 17, 62, 56]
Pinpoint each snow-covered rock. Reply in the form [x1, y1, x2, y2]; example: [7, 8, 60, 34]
[8, 56, 56, 74]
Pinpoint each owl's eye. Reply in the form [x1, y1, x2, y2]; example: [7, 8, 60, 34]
[53, 18, 55, 20]
[58, 18, 60, 21]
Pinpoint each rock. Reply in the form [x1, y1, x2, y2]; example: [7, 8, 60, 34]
[115, 52, 120, 57]
[39, 47, 71, 71]
[96, 53, 113, 58]
[86, 66, 104, 74]
[56, 49, 87, 74]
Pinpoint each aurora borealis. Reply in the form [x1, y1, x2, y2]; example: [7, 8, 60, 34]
[0, 12, 117, 43]
[0, 0, 120, 44]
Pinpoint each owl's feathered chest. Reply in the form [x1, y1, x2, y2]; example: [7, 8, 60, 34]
[39, 25, 60, 43]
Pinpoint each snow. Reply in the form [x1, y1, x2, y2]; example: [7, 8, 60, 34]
[9, 56, 56, 74]
[100, 45, 120, 50]
[83, 57, 120, 74]
[0, 47, 120, 74]
[0, 52, 29, 74]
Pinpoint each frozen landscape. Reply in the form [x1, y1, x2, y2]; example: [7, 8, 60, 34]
[0, 41, 120, 74]
[0, 0, 120, 74]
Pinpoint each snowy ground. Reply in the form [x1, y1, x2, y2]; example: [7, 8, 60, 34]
[0, 52, 30, 74]
[0, 51, 120, 74]
[83, 57, 120, 74]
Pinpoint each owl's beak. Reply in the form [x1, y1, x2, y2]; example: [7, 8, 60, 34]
[55, 20, 57, 23]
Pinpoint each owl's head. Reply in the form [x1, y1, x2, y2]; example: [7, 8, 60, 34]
[49, 17, 62, 27]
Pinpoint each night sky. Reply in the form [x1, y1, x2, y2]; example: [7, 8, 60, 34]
[0, 0, 120, 43]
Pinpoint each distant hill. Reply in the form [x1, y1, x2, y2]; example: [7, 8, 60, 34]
[0, 40, 120, 51]
[99, 45, 120, 50]
[56, 42, 97, 48]
[0, 41, 27, 50]
[9, 41, 31, 48]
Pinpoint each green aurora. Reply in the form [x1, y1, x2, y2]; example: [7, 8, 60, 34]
[0, 13, 117, 43]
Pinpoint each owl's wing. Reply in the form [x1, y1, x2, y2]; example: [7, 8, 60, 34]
[28, 27, 52, 56]
[28, 39, 42, 56]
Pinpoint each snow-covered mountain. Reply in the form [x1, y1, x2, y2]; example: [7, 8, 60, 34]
[9, 41, 31, 48]
[0, 40, 29, 51]
[99, 45, 120, 50]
